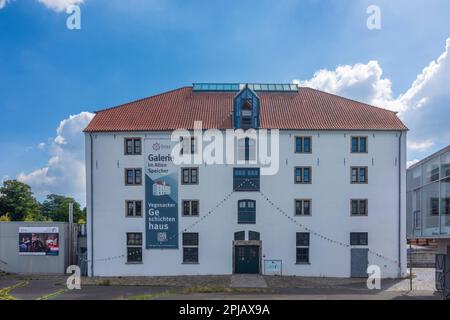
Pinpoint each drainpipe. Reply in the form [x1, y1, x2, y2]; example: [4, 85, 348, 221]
[89, 133, 94, 277]
[398, 131, 403, 277]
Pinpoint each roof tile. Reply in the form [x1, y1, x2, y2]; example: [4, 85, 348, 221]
[84, 87, 407, 132]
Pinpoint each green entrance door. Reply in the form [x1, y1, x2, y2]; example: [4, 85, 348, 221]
[234, 245, 260, 274]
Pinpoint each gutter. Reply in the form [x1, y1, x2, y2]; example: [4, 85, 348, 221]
[398, 131, 403, 277]
[89, 133, 94, 277]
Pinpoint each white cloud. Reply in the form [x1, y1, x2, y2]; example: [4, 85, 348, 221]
[0, 0, 14, 9]
[294, 60, 396, 110]
[295, 37, 450, 161]
[37, 142, 46, 150]
[407, 140, 435, 152]
[0, 0, 83, 11]
[17, 112, 94, 205]
[407, 159, 420, 168]
[37, 0, 83, 12]
[397, 38, 450, 158]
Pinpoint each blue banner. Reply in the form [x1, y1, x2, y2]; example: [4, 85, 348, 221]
[145, 137, 179, 249]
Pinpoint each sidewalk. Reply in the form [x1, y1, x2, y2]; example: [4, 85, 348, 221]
[0, 269, 439, 300]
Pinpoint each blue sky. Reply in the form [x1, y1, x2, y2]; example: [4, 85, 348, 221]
[1, 0, 450, 204]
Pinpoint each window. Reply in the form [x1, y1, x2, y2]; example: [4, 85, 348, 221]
[238, 200, 256, 224]
[294, 167, 312, 184]
[248, 231, 260, 241]
[296, 232, 310, 264]
[127, 233, 143, 263]
[126, 201, 142, 217]
[234, 231, 245, 241]
[125, 138, 142, 155]
[351, 137, 367, 153]
[182, 200, 199, 217]
[125, 168, 142, 185]
[351, 167, 368, 184]
[351, 199, 368, 216]
[233, 168, 260, 191]
[182, 233, 199, 263]
[295, 137, 312, 153]
[241, 100, 253, 129]
[182, 168, 199, 185]
[350, 232, 368, 246]
[445, 198, 450, 215]
[430, 167, 440, 182]
[238, 137, 256, 161]
[295, 199, 311, 216]
[180, 137, 197, 155]
[413, 210, 421, 230]
[430, 198, 439, 215]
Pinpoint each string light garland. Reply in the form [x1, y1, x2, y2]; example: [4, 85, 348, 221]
[82, 178, 399, 269]
[244, 178, 399, 267]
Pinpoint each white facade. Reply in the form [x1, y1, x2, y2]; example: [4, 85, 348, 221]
[86, 129, 407, 278]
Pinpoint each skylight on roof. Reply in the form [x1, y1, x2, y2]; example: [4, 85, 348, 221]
[192, 83, 298, 92]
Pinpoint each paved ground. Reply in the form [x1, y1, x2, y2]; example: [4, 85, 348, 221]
[230, 275, 268, 288]
[162, 290, 439, 300]
[0, 268, 440, 300]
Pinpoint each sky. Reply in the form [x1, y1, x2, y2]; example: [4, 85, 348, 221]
[0, 0, 449, 205]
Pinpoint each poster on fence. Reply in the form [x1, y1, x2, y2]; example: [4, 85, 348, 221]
[18, 227, 59, 256]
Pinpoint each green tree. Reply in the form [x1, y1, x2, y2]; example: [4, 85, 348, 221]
[0, 213, 11, 222]
[0, 180, 42, 221]
[42, 194, 85, 223]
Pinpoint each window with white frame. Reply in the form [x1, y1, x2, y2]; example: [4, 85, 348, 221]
[125, 168, 142, 185]
[351, 199, 368, 216]
[182, 200, 199, 217]
[127, 233, 143, 263]
[295, 199, 311, 216]
[351, 167, 368, 184]
[182, 233, 199, 263]
[124, 138, 142, 155]
[180, 136, 197, 155]
[296, 232, 310, 264]
[126, 200, 142, 217]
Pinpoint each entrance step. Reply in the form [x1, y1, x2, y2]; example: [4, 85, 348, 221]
[230, 274, 268, 288]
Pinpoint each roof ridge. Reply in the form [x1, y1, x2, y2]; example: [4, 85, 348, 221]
[93, 86, 191, 113]
[301, 87, 398, 115]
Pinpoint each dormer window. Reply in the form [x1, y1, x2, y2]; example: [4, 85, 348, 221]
[233, 85, 260, 130]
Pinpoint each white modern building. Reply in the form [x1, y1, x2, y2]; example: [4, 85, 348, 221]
[84, 83, 407, 278]
[407, 145, 450, 292]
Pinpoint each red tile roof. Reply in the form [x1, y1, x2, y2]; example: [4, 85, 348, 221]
[84, 86, 407, 132]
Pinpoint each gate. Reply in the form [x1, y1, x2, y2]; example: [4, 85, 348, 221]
[435, 253, 450, 300]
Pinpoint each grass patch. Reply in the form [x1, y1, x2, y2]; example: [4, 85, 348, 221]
[0, 281, 28, 300]
[97, 279, 111, 286]
[121, 286, 272, 300]
[183, 285, 272, 294]
[122, 290, 173, 300]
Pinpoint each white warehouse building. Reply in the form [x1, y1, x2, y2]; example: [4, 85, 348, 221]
[84, 83, 408, 278]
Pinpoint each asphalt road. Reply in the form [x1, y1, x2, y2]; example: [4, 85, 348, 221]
[0, 268, 440, 300]
[0, 280, 440, 300]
